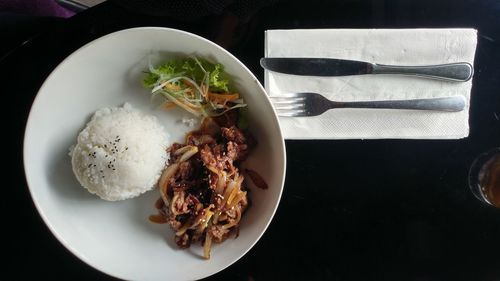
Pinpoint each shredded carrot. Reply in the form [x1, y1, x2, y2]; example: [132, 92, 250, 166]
[208, 92, 240, 103]
[162, 102, 176, 110]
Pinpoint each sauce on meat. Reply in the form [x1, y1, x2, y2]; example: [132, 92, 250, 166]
[150, 114, 267, 259]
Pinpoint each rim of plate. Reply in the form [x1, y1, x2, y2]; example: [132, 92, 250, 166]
[23, 26, 286, 280]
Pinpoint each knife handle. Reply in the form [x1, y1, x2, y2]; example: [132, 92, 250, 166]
[372, 62, 473, 82]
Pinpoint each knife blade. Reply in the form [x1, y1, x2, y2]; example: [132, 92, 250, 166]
[260, 57, 473, 82]
[261, 57, 373, 77]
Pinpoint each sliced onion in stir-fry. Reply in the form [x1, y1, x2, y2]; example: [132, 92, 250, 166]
[214, 171, 227, 195]
[175, 220, 191, 236]
[206, 165, 219, 175]
[170, 191, 184, 216]
[200, 205, 215, 229]
[213, 173, 244, 223]
[222, 208, 242, 230]
[203, 227, 213, 259]
[158, 163, 179, 206]
[173, 145, 195, 156]
[227, 191, 247, 210]
[178, 146, 199, 162]
[226, 185, 239, 206]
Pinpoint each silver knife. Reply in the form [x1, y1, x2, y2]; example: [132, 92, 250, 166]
[260, 57, 473, 82]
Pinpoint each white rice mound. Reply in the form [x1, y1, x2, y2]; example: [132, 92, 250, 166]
[71, 103, 169, 201]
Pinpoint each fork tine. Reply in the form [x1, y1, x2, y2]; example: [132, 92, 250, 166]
[269, 96, 305, 104]
[270, 92, 306, 98]
[270, 99, 304, 105]
[269, 95, 305, 99]
[270, 93, 311, 117]
[273, 103, 305, 110]
[276, 109, 306, 117]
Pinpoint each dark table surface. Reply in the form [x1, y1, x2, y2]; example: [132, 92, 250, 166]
[5, 0, 500, 280]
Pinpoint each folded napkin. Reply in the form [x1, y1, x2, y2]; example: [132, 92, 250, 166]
[264, 29, 477, 139]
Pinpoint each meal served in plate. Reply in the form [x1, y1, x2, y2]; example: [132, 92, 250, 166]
[70, 103, 169, 201]
[69, 57, 264, 259]
[144, 57, 262, 259]
[25, 28, 285, 280]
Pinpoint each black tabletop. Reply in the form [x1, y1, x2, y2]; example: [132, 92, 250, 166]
[5, 0, 500, 280]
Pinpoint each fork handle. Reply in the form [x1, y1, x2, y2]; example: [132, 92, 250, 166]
[372, 63, 473, 82]
[337, 96, 466, 112]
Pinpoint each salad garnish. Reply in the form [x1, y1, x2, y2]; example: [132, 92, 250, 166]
[143, 57, 247, 117]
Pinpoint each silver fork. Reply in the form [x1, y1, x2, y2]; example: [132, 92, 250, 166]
[270, 93, 466, 117]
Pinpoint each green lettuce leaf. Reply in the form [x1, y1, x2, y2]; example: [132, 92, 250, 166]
[209, 63, 229, 92]
[143, 58, 230, 92]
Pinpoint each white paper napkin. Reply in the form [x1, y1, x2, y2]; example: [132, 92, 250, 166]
[264, 29, 477, 139]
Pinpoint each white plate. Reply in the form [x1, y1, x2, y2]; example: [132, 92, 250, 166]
[23, 27, 286, 281]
